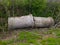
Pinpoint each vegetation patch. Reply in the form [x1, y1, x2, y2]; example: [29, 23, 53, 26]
[0, 28, 60, 45]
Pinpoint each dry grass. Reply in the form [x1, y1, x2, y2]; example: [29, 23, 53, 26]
[0, 28, 60, 45]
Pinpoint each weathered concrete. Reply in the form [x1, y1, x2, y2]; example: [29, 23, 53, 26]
[8, 14, 34, 29]
[34, 17, 54, 28]
[8, 14, 54, 29]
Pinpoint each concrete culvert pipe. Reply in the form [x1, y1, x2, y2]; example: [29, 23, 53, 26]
[8, 14, 34, 30]
[34, 17, 54, 28]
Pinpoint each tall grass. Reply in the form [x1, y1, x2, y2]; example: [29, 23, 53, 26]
[0, 0, 60, 18]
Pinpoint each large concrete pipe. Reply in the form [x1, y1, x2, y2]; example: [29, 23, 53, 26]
[8, 14, 54, 29]
[34, 17, 54, 28]
[8, 14, 34, 29]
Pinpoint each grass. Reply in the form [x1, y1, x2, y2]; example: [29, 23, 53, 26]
[0, 0, 60, 45]
[0, 28, 60, 45]
[41, 38, 60, 45]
